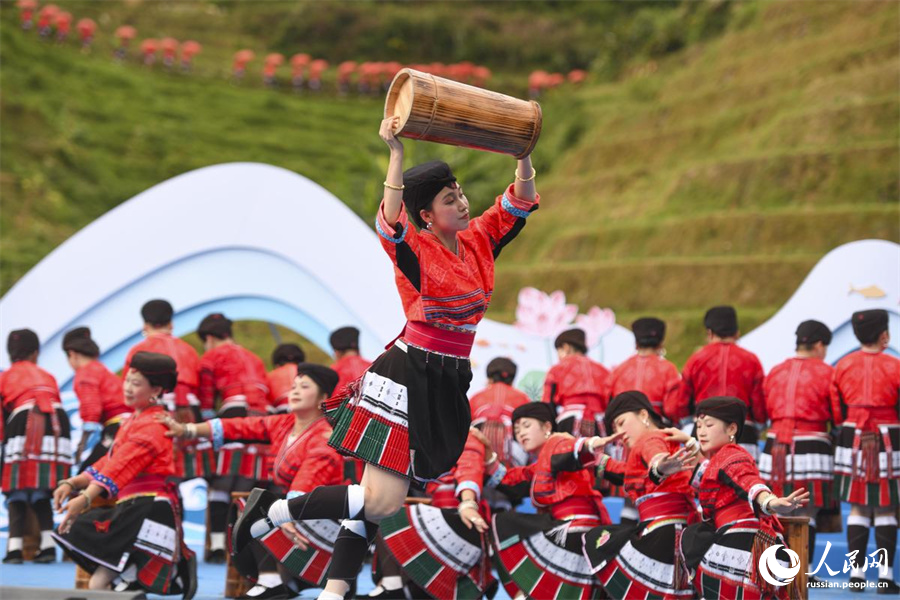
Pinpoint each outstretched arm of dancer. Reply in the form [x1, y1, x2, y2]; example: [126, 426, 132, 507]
[379, 116, 405, 224]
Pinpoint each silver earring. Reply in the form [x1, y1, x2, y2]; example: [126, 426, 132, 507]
[642, 419, 650, 427]
[545, 431, 551, 439]
[729, 435, 735, 442]
[426, 222, 433, 230]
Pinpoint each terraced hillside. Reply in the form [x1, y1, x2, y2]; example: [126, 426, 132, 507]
[1, 1, 897, 366]
[492, 0, 899, 363]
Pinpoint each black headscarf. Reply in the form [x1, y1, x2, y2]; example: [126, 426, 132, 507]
[604, 390, 662, 435]
[329, 327, 360, 352]
[8, 329, 39, 362]
[511, 402, 558, 432]
[704, 306, 738, 338]
[486, 357, 517, 382]
[554, 328, 587, 354]
[632, 317, 666, 348]
[295, 363, 340, 398]
[197, 313, 233, 341]
[696, 396, 746, 440]
[129, 351, 178, 393]
[141, 299, 174, 326]
[795, 320, 832, 346]
[62, 327, 100, 358]
[272, 343, 305, 366]
[402, 160, 457, 227]
[852, 309, 888, 345]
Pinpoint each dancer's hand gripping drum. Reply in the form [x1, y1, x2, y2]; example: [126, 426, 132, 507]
[385, 68, 542, 158]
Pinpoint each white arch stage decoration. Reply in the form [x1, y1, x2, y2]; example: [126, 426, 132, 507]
[740, 239, 899, 371]
[0, 162, 637, 395]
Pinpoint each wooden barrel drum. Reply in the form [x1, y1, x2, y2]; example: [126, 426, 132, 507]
[385, 68, 542, 159]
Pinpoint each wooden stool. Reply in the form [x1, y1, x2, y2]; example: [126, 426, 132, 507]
[780, 515, 809, 600]
[225, 492, 254, 598]
[73, 496, 118, 589]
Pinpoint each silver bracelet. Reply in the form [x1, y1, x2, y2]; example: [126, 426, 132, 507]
[760, 495, 775, 516]
[184, 423, 197, 439]
[458, 499, 479, 513]
[484, 452, 497, 466]
[650, 460, 665, 480]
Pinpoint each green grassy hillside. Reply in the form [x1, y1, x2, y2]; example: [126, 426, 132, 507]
[494, 0, 899, 362]
[1, 1, 897, 367]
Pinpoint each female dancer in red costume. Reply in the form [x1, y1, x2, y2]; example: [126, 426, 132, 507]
[164, 363, 343, 599]
[487, 402, 621, 600]
[52, 352, 197, 598]
[234, 115, 539, 600]
[582, 391, 699, 600]
[678, 397, 809, 600]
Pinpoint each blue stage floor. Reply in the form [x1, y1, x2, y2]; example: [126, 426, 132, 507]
[0, 498, 894, 598]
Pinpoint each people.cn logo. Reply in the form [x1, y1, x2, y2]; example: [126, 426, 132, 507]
[759, 544, 802, 586]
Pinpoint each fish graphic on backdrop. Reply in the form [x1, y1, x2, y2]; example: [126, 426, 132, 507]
[849, 284, 887, 299]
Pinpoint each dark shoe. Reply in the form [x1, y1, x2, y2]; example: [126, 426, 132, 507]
[3, 550, 23, 564]
[207, 548, 227, 564]
[179, 549, 198, 599]
[850, 577, 867, 593]
[232, 488, 278, 557]
[878, 579, 900, 595]
[239, 583, 295, 599]
[33, 547, 56, 563]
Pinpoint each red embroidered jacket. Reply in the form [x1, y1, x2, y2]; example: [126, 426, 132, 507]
[831, 350, 900, 431]
[74, 360, 131, 426]
[427, 430, 494, 509]
[469, 381, 529, 466]
[198, 343, 269, 414]
[123, 334, 201, 408]
[601, 430, 694, 503]
[542, 354, 610, 424]
[85, 404, 174, 498]
[0, 361, 61, 416]
[375, 184, 539, 327]
[267, 364, 297, 413]
[492, 433, 610, 525]
[693, 443, 777, 531]
[607, 354, 681, 422]
[211, 414, 342, 494]
[674, 342, 765, 423]
[332, 355, 372, 395]
[764, 357, 834, 442]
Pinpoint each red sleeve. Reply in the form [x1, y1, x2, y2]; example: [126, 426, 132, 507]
[542, 366, 558, 405]
[288, 440, 343, 494]
[749, 357, 766, 423]
[198, 354, 216, 411]
[74, 372, 103, 424]
[674, 359, 696, 422]
[638, 434, 670, 466]
[454, 435, 486, 496]
[662, 363, 682, 422]
[468, 184, 539, 248]
[375, 198, 421, 258]
[501, 464, 536, 486]
[87, 430, 162, 496]
[121, 346, 137, 380]
[718, 449, 769, 501]
[217, 415, 274, 444]
[831, 367, 846, 425]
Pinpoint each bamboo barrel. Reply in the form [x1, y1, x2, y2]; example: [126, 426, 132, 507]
[780, 515, 809, 600]
[385, 68, 542, 159]
[74, 496, 118, 589]
[225, 492, 254, 599]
